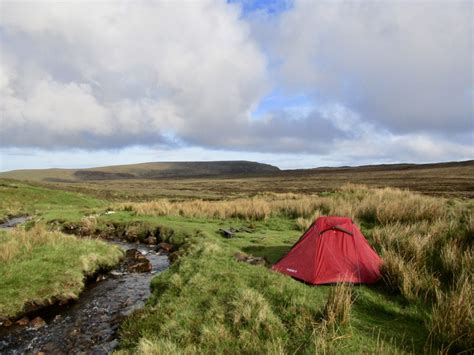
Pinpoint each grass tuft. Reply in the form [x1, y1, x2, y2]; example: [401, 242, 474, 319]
[429, 275, 474, 351]
[324, 283, 353, 328]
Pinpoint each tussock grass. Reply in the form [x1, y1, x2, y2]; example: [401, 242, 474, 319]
[0, 225, 123, 318]
[114, 184, 472, 353]
[119, 184, 448, 225]
[121, 197, 273, 221]
[430, 275, 474, 351]
[324, 283, 353, 328]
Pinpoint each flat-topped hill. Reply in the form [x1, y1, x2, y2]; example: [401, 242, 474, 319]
[0, 161, 280, 182]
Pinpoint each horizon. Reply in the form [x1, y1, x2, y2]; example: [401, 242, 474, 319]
[1, 0, 473, 171]
[2, 157, 473, 174]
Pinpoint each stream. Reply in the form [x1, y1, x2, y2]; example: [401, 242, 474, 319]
[0, 220, 170, 354]
[0, 216, 29, 229]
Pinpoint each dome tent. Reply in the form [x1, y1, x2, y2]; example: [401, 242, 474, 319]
[272, 216, 382, 284]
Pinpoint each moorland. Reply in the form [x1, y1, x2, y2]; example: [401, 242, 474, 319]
[1, 160, 473, 200]
[0, 160, 472, 353]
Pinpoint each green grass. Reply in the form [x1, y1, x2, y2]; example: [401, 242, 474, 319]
[115, 221, 428, 354]
[0, 179, 106, 222]
[0, 226, 123, 319]
[0, 180, 471, 352]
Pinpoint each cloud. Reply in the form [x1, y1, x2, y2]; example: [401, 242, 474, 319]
[1, 0, 267, 148]
[0, 0, 472, 166]
[271, 0, 473, 134]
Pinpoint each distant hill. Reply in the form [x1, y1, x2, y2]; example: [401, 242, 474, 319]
[287, 160, 474, 175]
[1, 159, 473, 185]
[1, 159, 472, 198]
[0, 161, 280, 182]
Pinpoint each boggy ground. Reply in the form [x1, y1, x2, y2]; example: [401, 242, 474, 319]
[0, 180, 472, 353]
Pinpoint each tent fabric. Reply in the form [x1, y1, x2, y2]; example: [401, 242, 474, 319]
[272, 216, 382, 284]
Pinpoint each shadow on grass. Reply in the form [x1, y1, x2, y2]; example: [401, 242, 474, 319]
[241, 245, 290, 264]
[353, 287, 430, 353]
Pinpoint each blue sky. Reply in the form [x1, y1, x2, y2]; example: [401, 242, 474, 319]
[0, 0, 472, 171]
[230, 0, 292, 16]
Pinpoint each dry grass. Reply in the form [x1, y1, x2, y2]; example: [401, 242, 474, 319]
[430, 275, 474, 351]
[118, 185, 448, 225]
[366, 195, 472, 352]
[324, 283, 353, 328]
[122, 197, 272, 221]
[0, 225, 66, 263]
[380, 250, 440, 302]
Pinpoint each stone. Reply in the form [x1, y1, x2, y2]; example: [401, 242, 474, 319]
[247, 257, 266, 266]
[2, 319, 13, 327]
[234, 252, 267, 266]
[30, 316, 46, 329]
[168, 250, 183, 263]
[125, 248, 151, 272]
[127, 260, 152, 273]
[234, 252, 247, 262]
[219, 229, 235, 238]
[145, 236, 157, 245]
[157, 242, 173, 253]
[125, 249, 146, 260]
[16, 316, 29, 326]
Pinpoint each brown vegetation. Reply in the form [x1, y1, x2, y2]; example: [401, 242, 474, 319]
[117, 184, 449, 224]
[3, 160, 473, 200]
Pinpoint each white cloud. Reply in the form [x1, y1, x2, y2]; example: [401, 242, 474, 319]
[1, 0, 267, 147]
[272, 0, 472, 133]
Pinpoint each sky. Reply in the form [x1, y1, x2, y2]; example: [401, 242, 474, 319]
[0, 0, 472, 171]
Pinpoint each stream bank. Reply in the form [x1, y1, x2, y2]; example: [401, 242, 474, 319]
[0, 222, 170, 354]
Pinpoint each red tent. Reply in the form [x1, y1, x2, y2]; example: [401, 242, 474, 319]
[272, 216, 382, 284]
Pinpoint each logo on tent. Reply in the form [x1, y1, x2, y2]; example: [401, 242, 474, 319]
[286, 268, 297, 273]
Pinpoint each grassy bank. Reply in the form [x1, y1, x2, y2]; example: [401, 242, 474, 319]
[0, 180, 105, 223]
[0, 226, 123, 319]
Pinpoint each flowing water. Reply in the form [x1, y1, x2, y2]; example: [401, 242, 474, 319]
[0, 222, 170, 354]
[0, 216, 29, 229]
